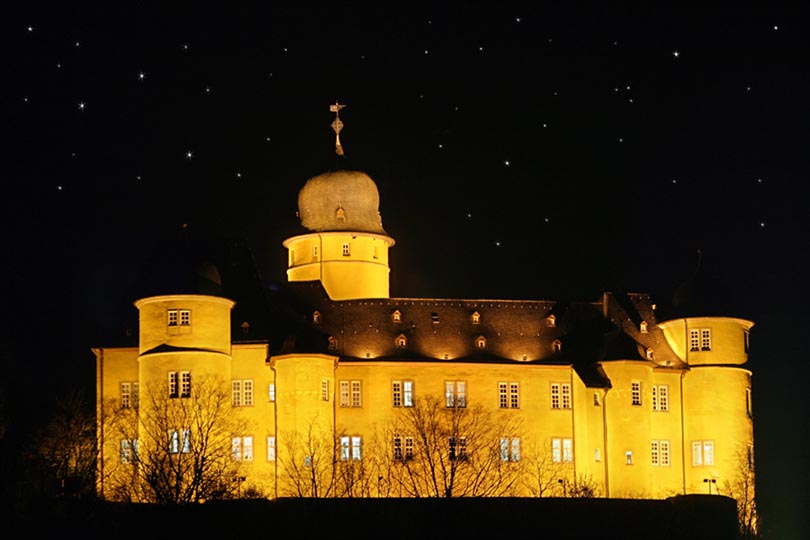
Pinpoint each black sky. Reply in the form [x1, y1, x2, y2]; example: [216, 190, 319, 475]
[3, 4, 809, 537]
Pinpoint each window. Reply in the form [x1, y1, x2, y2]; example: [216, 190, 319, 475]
[392, 380, 414, 407]
[322, 379, 329, 401]
[180, 371, 191, 398]
[746, 388, 753, 418]
[169, 429, 191, 454]
[500, 437, 521, 462]
[342, 242, 350, 256]
[552, 339, 562, 353]
[475, 335, 486, 349]
[168, 309, 178, 326]
[179, 309, 190, 326]
[626, 451, 633, 465]
[168, 372, 178, 398]
[328, 336, 338, 351]
[340, 380, 362, 407]
[268, 383, 276, 402]
[640, 321, 648, 333]
[340, 436, 362, 461]
[232, 436, 253, 462]
[499, 382, 519, 409]
[692, 440, 715, 466]
[431, 312, 440, 324]
[594, 448, 601, 462]
[551, 383, 571, 409]
[168, 308, 191, 327]
[646, 347, 655, 360]
[395, 334, 407, 348]
[120, 439, 139, 463]
[232, 380, 254, 406]
[312, 311, 321, 324]
[652, 385, 669, 412]
[393, 435, 414, 461]
[267, 436, 276, 461]
[121, 382, 132, 409]
[392, 310, 401, 323]
[547, 314, 556, 327]
[312, 244, 318, 259]
[471, 311, 480, 324]
[593, 393, 600, 407]
[552, 438, 573, 463]
[631, 381, 642, 406]
[449, 437, 467, 461]
[168, 371, 190, 398]
[445, 381, 467, 408]
[651, 440, 671, 466]
[690, 328, 712, 351]
[744, 330, 750, 354]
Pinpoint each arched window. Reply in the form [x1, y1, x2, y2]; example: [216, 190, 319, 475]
[547, 314, 556, 328]
[646, 347, 655, 360]
[640, 321, 648, 333]
[313, 311, 321, 324]
[328, 336, 337, 351]
[476, 336, 487, 349]
[395, 334, 407, 348]
[552, 339, 562, 353]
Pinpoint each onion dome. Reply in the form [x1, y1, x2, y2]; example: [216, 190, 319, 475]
[297, 170, 387, 234]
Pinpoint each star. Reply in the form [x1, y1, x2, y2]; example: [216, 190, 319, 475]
[27, 26, 33, 32]
[185, 151, 193, 159]
[504, 160, 511, 167]
[138, 72, 146, 80]
[74, 41, 80, 47]
[78, 102, 86, 110]
[673, 51, 680, 58]
[759, 220, 766, 228]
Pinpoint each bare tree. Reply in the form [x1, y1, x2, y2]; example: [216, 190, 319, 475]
[381, 395, 522, 497]
[278, 418, 339, 498]
[101, 375, 248, 504]
[721, 444, 759, 540]
[30, 389, 97, 499]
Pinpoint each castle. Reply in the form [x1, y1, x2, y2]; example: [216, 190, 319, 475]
[92, 166, 755, 502]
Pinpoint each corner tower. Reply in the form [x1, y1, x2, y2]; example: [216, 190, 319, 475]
[283, 169, 395, 300]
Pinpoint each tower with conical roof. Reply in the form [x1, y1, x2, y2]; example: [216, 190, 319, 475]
[283, 105, 395, 300]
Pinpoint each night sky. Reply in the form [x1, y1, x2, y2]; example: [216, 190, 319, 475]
[3, 5, 808, 537]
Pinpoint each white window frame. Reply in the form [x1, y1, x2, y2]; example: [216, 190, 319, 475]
[340, 380, 362, 407]
[167, 309, 179, 326]
[651, 440, 671, 466]
[445, 381, 467, 408]
[232, 380, 254, 407]
[701, 329, 712, 351]
[500, 437, 521, 462]
[322, 379, 329, 401]
[180, 371, 191, 398]
[631, 381, 642, 406]
[268, 383, 276, 402]
[342, 242, 350, 256]
[232, 436, 253, 462]
[121, 382, 132, 409]
[551, 383, 571, 409]
[652, 385, 669, 412]
[692, 440, 715, 466]
[552, 437, 573, 463]
[499, 382, 520, 409]
[340, 436, 362, 461]
[267, 436, 276, 461]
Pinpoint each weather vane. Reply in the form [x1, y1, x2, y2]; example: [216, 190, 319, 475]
[329, 101, 346, 156]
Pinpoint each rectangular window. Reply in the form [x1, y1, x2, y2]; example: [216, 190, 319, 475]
[551, 383, 572, 409]
[692, 440, 715, 466]
[321, 379, 329, 401]
[690, 329, 700, 352]
[180, 371, 191, 398]
[267, 436, 276, 461]
[232, 436, 254, 462]
[393, 381, 402, 407]
[445, 381, 467, 408]
[133, 382, 139, 408]
[232, 380, 254, 406]
[342, 243, 351, 256]
[449, 437, 467, 461]
[701, 329, 712, 351]
[169, 429, 190, 454]
[179, 309, 191, 326]
[121, 382, 132, 409]
[746, 388, 753, 417]
[168, 372, 178, 398]
[393, 435, 414, 460]
[626, 451, 633, 465]
[651, 440, 671, 466]
[340, 436, 362, 461]
[631, 381, 642, 406]
[652, 385, 669, 412]
[499, 382, 520, 409]
[392, 380, 414, 407]
[593, 393, 600, 406]
[312, 244, 318, 259]
[168, 309, 178, 326]
[500, 437, 521, 462]
[268, 383, 276, 402]
[552, 438, 573, 463]
[340, 381, 362, 407]
[120, 439, 133, 463]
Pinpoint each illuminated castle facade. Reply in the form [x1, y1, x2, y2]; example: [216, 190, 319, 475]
[93, 169, 755, 502]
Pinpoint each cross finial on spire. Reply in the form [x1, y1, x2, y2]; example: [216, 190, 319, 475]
[330, 101, 346, 156]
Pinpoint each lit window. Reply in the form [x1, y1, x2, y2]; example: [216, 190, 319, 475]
[449, 437, 467, 461]
[445, 381, 467, 408]
[322, 379, 329, 401]
[169, 429, 190, 454]
[475, 335, 487, 349]
[432, 312, 440, 324]
[471, 311, 480, 324]
[121, 382, 132, 409]
[552, 339, 562, 353]
[392, 380, 414, 407]
[631, 381, 641, 406]
[232, 380, 254, 407]
[547, 314, 556, 327]
[551, 383, 571, 409]
[328, 336, 338, 351]
[692, 440, 715, 466]
[500, 437, 521, 462]
[552, 438, 573, 463]
[268, 383, 276, 402]
[395, 334, 407, 348]
[499, 382, 520, 409]
[625, 450, 633, 465]
[312, 311, 321, 324]
[594, 448, 601, 462]
[646, 347, 654, 360]
[340, 380, 362, 407]
[392, 310, 401, 323]
[746, 388, 753, 418]
[120, 439, 139, 463]
[652, 385, 669, 412]
[640, 321, 648, 333]
[744, 330, 750, 353]
[342, 243, 350, 256]
[267, 436, 276, 461]
[341, 436, 362, 461]
[651, 440, 671, 466]
[232, 436, 253, 461]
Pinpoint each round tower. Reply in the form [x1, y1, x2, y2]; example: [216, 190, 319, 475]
[283, 169, 395, 300]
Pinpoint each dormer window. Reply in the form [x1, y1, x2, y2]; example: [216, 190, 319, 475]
[241, 321, 250, 335]
[392, 310, 402, 323]
[646, 347, 655, 360]
[640, 321, 648, 333]
[547, 314, 556, 328]
[328, 336, 337, 351]
[432, 313, 440, 324]
[395, 334, 408, 348]
[336, 206, 346, 221]
[476, 335, 487, 349]
[552, 339, 562, 353]
[471, 311, 481, 324]
[313, 311, 321, 324]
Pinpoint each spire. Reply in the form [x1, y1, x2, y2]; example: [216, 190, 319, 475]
[329, 101, 346, 156]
